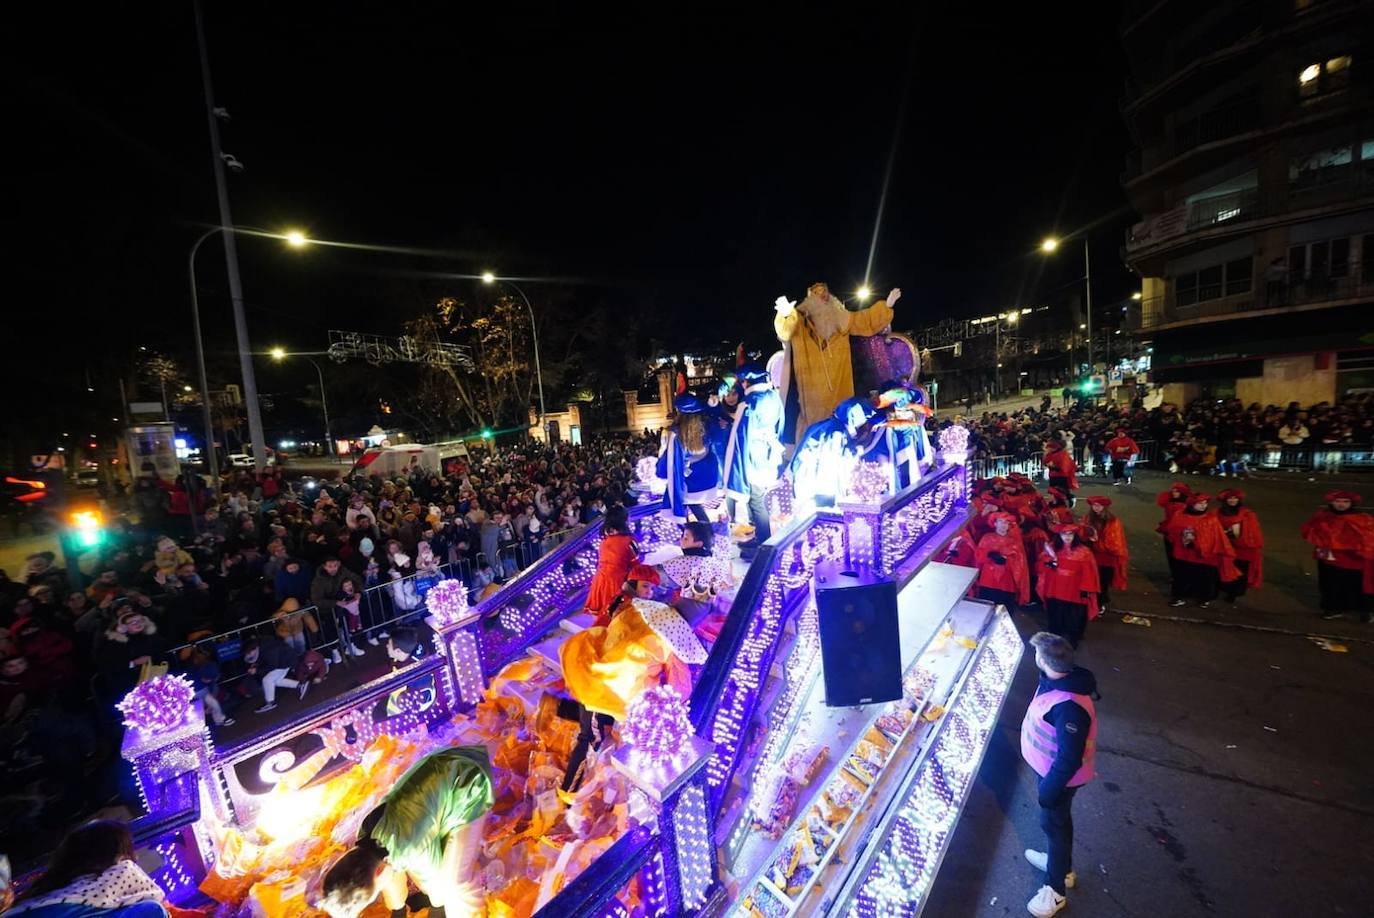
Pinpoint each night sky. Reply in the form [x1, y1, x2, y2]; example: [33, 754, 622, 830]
[3, 1, 1136, 447]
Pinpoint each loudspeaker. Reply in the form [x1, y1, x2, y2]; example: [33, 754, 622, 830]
[815, 559, 902, 707]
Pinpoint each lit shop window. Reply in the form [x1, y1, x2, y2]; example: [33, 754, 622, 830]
[1299, 55, 1352, 97]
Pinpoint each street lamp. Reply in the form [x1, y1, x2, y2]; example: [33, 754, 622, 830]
[1040, 233, 1095, 376]
[856, 285, 872, 301]
[270, 348, 334, 462]
[481, 272, 547, 440]
[189, 227, 309, 488]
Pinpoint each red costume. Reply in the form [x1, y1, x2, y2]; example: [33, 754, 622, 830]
[1105, 434, 1140, 460]
[1081, 502, 1129, 591]
[1217, 490, 1264, 589]
[1164, 505, 1239, 584]
[941, 527, 978, 568]
[1043, 443, 1079, 491]
[1155, 483, 1192, 534]
[1300, 491, 1374, 614]
[1036, 525, 1100, 647]
[973, 514, 1031, 605]
[584, 532, 640, 619]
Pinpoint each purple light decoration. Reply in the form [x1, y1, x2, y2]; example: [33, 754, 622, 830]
[938, 423, 970, 464]
[622, 684, 693, 770]
[637, 455, 664, 486]
[845, 460, 891, 505]
[116, 673, 196, 735]
[425, 577, 470, 626]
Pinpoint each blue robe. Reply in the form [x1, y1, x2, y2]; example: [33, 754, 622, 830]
[722, 385, 785, 500]
[789, 416, 857, 507]
[657, 428, 721, 521]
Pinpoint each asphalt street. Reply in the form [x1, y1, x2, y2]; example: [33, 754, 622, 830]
[924, 468, 1374, 917]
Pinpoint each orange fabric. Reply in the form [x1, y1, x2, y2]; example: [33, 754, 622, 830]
[1300, 508, 1374, 572]
[584, 533, 639, 617]
[1219, 507, 1264, 588]
[1034, 543, 1100, 619]
[560, 603, 689, 720]
[1081, 513, 1128, 590]
[974, 531, 1031, 604]
[1164, 510, 1239, 582]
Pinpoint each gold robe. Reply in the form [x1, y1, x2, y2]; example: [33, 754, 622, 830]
[776, 298, 894, 439]
[560, 603, 693, 720]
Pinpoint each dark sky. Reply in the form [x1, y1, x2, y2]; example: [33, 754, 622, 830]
[2, 1, 1136, 439]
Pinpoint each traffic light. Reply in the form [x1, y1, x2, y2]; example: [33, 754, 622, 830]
[481, 428, 493, 440]
[69, 508, 104, 548]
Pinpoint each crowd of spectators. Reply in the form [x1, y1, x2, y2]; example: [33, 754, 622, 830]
[0, 431, 659, 858]
[936, 392, 1374, 476]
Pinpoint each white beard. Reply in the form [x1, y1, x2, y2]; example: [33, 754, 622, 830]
[797, 292, 848, 344]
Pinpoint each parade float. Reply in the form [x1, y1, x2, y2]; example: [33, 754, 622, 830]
[117, 435, 1023, 918]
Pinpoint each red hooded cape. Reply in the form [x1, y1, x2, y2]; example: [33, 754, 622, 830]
[974, 530, 1031, 605]
[1081, 512, 1129, 590]
[1219, 506, 1264, 588]
[1164, 510, 1239, 582]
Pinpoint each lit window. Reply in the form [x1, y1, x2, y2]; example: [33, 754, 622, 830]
[1327, 55, 1352, 73]
[1299, 63, 1321, 83]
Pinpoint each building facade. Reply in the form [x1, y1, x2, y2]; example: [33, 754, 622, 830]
[1121, 0, 1374, 406]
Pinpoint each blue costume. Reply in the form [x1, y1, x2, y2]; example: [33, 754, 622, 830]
[789, 397, 878, 508]
[864, 383, 935, 492]
[658, 394, 721, 522]
[720, 364, 785, 551]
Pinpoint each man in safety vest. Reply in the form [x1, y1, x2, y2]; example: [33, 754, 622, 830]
[1021, 631, 1098, 918]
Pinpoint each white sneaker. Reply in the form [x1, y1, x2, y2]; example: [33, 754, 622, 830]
[1027, 885, 1067, 917]
[348, 644, 366, 657]
[376, 630, 390, 640]
[366, 635, 379, 646]
[1024, 850, 1075, 888]
[331, 649, 343, 664]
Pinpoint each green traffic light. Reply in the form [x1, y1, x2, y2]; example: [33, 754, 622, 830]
[481, 428, 493, 439]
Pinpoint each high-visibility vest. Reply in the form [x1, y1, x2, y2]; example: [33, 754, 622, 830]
[1020, 688, 1097, 786]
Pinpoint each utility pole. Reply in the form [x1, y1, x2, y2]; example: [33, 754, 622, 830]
[193, 0, 267, 472]
[1084, 237, 1094, 373]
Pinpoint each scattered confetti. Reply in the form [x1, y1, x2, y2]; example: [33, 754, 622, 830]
[1225, 744, 1237, 749]
[1263, 726, 1278, 733]
[1309, 637, 1348, 653]
[1121, 615, 1152, 627]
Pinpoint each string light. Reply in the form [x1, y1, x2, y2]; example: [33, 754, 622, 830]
[672, 783, 714, 909]
[622, 685, 694, 771]
[116, 674, 197, 735]
[425, 577, 469, 626]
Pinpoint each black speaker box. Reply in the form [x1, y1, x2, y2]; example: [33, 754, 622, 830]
[814, 559, 901, 707]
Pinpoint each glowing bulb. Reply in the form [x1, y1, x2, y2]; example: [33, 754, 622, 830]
[284, 230, 308, 248]
[857, 285, 872, 300]
[1040, 237, 1059, 253]
[1131, 291, 1142, 300]
[270, 347, 287, 360]
[481, 271, 496, 284]
[1299, 63, 1320, 84]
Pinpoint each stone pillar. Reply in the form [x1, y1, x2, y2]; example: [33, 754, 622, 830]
[623, 389, 639, 430]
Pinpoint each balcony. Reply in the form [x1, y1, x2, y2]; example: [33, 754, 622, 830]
[1140, 261, 1374, 329]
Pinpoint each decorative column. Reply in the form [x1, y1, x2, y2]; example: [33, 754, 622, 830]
[424, 577, 487, 709]
[612, 686, 720, 915]
[118, 674, 222, 820]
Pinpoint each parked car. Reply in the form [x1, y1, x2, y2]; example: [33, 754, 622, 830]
[74, 468, 100, 488]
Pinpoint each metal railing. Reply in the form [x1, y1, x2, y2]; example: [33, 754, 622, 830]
[1161, 444, 1374, 474]
[1140, 261, 1373, 328]
[970, 440, 1158, 481]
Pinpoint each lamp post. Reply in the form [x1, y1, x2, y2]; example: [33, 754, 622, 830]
[189, 227, 308, 490]
[270, 349, 333, 461]
[1040, 235, 1094, 375]
[481, 272, 547, 439]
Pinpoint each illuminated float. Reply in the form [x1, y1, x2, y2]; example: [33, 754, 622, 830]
[118, 426, 1023, 917]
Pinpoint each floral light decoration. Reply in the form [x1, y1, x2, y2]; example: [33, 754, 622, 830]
[938, 424, 970, 463]
[844, 459, 891, 505]
[426, 577, 470, 626]
[116, 673, 197, 735]
[636, 456, 665, 488]
[621, 684, 693, 772]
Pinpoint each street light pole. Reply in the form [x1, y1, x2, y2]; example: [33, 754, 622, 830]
[189, 227, 222, 492]
[193, 0, 267, 472]
[303, 356, 333, 462]
[483, 275, 546, 439]
[1083, 237, 1094, 373]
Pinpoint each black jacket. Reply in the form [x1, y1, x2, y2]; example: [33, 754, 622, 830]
[1034, 665, 1097, 806]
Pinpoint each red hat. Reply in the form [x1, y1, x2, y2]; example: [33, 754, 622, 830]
[1048, 487, 1068, 502]
[1050, 522, 1081, 534]
[626, 564, 661, 585]
[1008, 472, 1030, 482]
[988, 511, 1017, 525]
[1325, 490, 1362, 503]
[1085, 496, 1112, 507]
[1189, 493, 1213, 503]
[980, 497, 1003, 509]
[1218, 489, 1245, 500]
[1169, 482, 1192, 493]
[992, 476, 1010, 487]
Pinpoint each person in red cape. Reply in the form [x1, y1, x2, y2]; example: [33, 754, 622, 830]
[1299, 490, 1374, 622]
[1155, 482, 1192, 582]
[1104, 427, 1141, 486]
[1164, 493, 1238, 609]
[940, 522, 979, 568]
[1002, 474, 1044, 518]
[583, 506, 641, 622]
[969, 497, 1001, 542]
[974, 511, 1031, 608]
[1217, 489, 1264, 604]
[1043, 441, 1079, 503]
[1043, 488, 1076, 529]
[1035, 522, 1099, 648]
[1081, 496, 1128, 614]
[1019, 512, 1051, 605]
